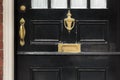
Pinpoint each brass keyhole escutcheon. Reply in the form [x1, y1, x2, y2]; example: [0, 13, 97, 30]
[20, 5, 26, 12]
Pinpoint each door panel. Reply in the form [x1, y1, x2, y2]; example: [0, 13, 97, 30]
[77, 68, 106, 80]
[15, 0, 119, 52]
[31, 68, 61, 80]
[30, 20, 62, 45]
[77, 20, 109, 42]
[16, 53, 120, 80]
[15, 0, 115, 51]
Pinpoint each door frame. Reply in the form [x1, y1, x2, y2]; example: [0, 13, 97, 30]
[3, 0, 14, 80]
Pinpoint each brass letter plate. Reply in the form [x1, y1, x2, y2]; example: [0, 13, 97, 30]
[58, 43, 81, 53]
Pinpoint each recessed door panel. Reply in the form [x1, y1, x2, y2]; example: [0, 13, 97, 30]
[31, 68, 61, 80]
[77, 68, 106, 80]
[30, 20, 61, 45]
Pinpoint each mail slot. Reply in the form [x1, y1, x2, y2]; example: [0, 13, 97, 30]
[58, 43, 81, 53]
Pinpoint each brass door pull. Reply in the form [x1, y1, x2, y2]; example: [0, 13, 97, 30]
[64, 10, 75, 33]
[19, 18, 26, 46]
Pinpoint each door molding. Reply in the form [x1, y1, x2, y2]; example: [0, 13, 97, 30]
[3, 0, 14, 80]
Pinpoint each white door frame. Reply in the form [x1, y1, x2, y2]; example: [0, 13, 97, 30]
[3, 0, 14, 80]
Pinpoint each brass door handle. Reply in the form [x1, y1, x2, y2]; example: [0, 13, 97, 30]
[64, 10, 75, 33]
[19, 18, 26, 46]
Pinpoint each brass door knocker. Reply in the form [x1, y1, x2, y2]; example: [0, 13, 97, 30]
[64, 10, 75, 33]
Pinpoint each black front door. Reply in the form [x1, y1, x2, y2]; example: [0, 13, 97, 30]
[15, 0, 120, 80]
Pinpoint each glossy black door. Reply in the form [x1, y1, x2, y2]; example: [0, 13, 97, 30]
[15, 0, 120, 80]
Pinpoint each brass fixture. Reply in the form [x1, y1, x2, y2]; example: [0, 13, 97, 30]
[58, 43, 81, 53]
[64, 10, 75, 33]
[19, 18, 26, 46]
[20, 5, 26, 12]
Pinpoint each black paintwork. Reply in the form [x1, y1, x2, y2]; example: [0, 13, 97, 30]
[15, 0, 120, 80]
